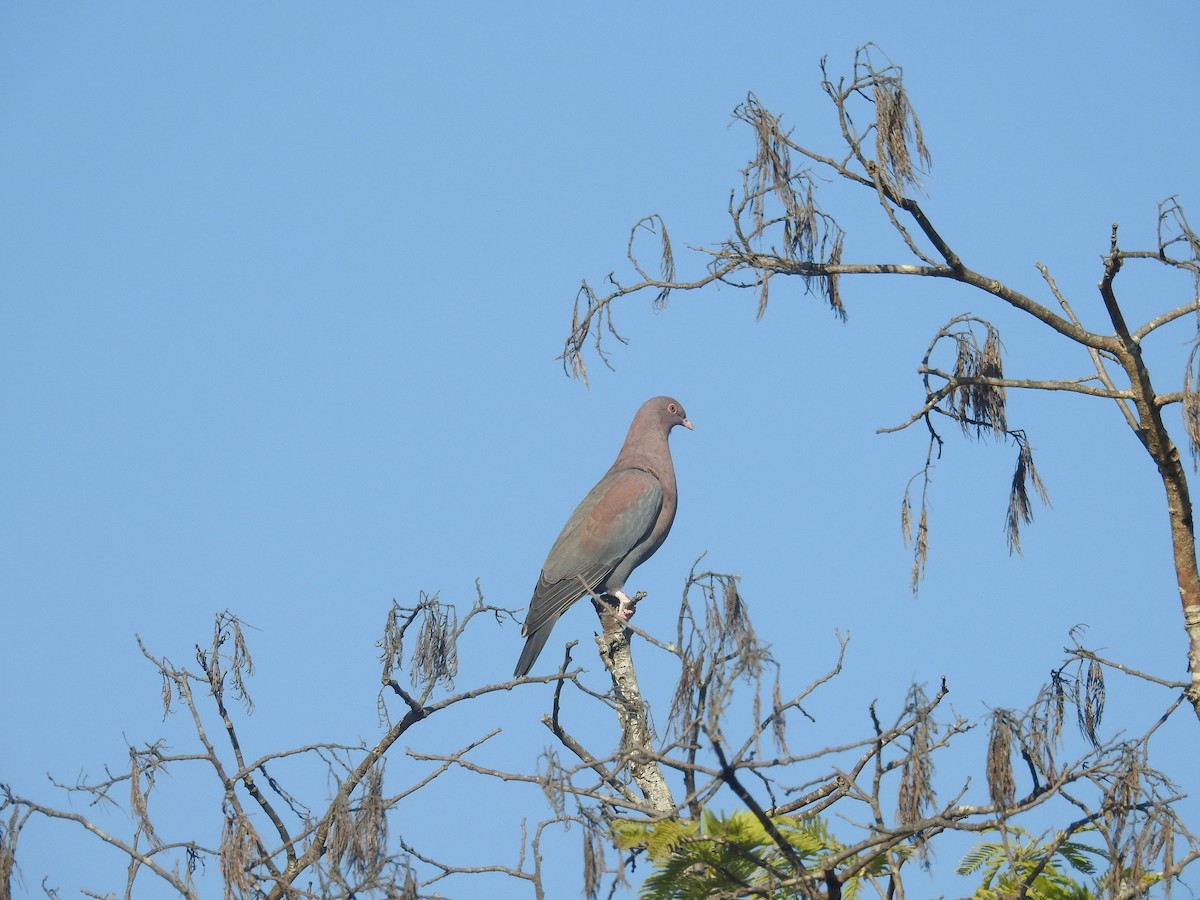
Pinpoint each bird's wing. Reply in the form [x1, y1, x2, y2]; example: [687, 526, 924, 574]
[522, 467, 662, 636]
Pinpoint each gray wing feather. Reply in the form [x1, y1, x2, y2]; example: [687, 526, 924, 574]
[522, 468, 662, 638]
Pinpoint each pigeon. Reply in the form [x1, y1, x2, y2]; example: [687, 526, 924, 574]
[515, 396, 692, 677]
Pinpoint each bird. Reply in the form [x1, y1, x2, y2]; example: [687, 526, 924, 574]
[515, 396, 692, 677]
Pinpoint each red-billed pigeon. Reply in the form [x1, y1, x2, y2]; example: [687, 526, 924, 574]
[515, 396, 692, 677]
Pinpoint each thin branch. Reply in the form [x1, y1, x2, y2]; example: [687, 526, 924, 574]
[919, 367, 1133, 400]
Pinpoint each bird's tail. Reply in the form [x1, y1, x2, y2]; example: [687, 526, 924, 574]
[514, 626, 554, 678]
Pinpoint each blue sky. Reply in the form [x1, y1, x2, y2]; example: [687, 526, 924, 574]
[2, 2, 1198, 897]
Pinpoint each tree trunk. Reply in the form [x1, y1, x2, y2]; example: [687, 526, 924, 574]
[1116, 335, 1200, 719]
[594, 601, 675, 814]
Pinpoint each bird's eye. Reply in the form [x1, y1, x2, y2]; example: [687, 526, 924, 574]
[668, 403, 677, 414]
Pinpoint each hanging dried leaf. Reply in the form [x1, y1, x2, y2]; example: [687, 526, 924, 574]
[401, 861, 420, 900]
[897, 683, 937, 852]
[326, 791, 353, 869]
[327, 764, 388, 885]
[667, 656, 701, 741]
[1183, 344, 1200, 466]
[910, 505, 929, 595]
[732, 94, 847, 321]
[771, 676, 789, 755]
[227, 618, 255, 714]
[377, 595, 460, 693]
[159, 669, 173, 719]
[739, 94, 801, 237]
[986, 710, 1016, 810]
[857, 44, 930, 196]
[825, 231, 847, 321]
[976, 325, 1007, 432]
[1023, 691, 1056, 785]
[219, 811, 254, 896]
[347, 762, 388, 881]
[655, 217, 675, 309]
[1076, 657, 1105, 746]
[1049, 669, 1066, 751]
[949, 333, 975, 424]
[129, 748, 161, 850]
[412, 595, 458, 691]
[941, 320, 1007, 437]
[378, 602, 408, 685]
[0, 809, 19, 894]
[583, 824, 605, 900]
[540, 749, 566, 817]
[1006, 435, 1050, 555]
[722, 577, 749, 644]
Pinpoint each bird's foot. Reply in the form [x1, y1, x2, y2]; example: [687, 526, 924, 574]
[612, 590, 647, 621]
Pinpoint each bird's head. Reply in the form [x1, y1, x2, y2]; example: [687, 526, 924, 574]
[641, 396, 693, 434]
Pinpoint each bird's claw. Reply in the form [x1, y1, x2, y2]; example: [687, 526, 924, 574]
[613, 590, 646, 622]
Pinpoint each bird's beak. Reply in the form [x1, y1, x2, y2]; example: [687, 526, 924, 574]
[682, 418, 694, 431]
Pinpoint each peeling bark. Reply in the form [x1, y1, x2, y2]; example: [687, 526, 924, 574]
[593, 597, 676, 814]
